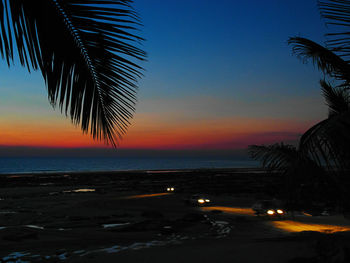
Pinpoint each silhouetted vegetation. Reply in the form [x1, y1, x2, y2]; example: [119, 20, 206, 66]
[0, 0, 146, 146]
[250, 0, 350, 211]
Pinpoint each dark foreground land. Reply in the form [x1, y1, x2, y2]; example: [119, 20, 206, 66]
[0, 168, 350, 262]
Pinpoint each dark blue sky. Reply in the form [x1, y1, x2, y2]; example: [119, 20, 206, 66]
[134, 0, 326, 98]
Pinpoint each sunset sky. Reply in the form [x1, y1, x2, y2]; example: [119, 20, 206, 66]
[0, 0, 328, 157]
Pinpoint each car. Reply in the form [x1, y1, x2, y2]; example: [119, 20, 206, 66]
[252, 200, 286, 218]
[185, 194, 211, 206]
[166, 187, 175, 192]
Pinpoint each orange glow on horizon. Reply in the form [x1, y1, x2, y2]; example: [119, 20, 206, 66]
[0, 113, 312, 149]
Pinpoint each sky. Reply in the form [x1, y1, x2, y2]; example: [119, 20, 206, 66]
[0, 0, 329, 157]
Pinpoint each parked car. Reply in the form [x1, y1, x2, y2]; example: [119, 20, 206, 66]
[252, 199, 286, 218]
[166, 187, 175, 192]
[185, 194, 211, 206]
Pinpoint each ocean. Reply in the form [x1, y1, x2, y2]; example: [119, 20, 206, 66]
[0, 157, 259, 174]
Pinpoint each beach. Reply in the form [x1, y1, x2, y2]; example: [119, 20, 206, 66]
[0, 169, 350, 262]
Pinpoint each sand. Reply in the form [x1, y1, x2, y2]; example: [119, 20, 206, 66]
[0, 169, 349, 262]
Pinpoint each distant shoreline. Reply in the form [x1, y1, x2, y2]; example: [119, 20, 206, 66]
[0, 156, 259, 175]
[0, 167, 266, 177]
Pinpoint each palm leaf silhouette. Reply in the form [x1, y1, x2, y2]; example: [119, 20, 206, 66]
[0, 0, 146, 146]
[249, 143, 326, 203]
[251, 1, 350, 207]
[288, 37, 350, 85]
[249, 143, 299, 172]
[319, 0, 350, 60]
[288, 36, 350, 171]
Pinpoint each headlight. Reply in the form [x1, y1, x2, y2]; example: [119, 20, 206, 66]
[170, 187, 174, 191]
[267, 210, 275, 215]
[198, 199, 205, 204]
[277, 209, 284, 214]
[167, 188, 170, 191]
[205, 199, 210, 202]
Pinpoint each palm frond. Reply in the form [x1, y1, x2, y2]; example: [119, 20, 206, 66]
[288, 37, 350, 84]
[320, 79, 350, 116]
[299, 78, 350, 170]
[319, 0, 350, 60]
[249, 143, 325, 202]
[249, 143, 299, 171]
[299, 112, 350, 170]
[0, 0, 146, 146]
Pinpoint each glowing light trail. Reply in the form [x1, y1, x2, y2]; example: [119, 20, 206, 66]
[200, 206, 255, 216]
[271, 220, 350, 234]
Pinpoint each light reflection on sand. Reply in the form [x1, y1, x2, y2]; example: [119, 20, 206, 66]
[73, 189, 95, 193]
[201, 206, 255, 216]
[103, 223, 130, 228]
[201, 206, 350, 234]
[63, 188, 96, 193]
[3, 235, 187, 261]
[121, 193, 171, 199]
[25, 225, 44, 230]
[2, 252, 31, 262]
[270, 220, 350, 233]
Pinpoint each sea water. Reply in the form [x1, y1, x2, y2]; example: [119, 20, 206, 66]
[0, 157, 258, 174]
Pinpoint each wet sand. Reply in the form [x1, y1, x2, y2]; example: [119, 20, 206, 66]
[0, 169, 349, 262]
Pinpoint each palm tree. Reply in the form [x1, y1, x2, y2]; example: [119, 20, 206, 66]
[249, 41, 350, 206]
[298, 80, 350, 171]
[249, 84, 350, 209]
[251, 35, 350, 209]
[249, 143, 330, 210]
[319, 0, 350, 61]
[249, 77, 350, 204]
[250, 0, 350, 211]
[252, 0, 350, 176]
[288, 36, 350, 86]
[287, 39, 350, 173]
[0, 0, 146, 147]
[291, 0, 350, 172]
